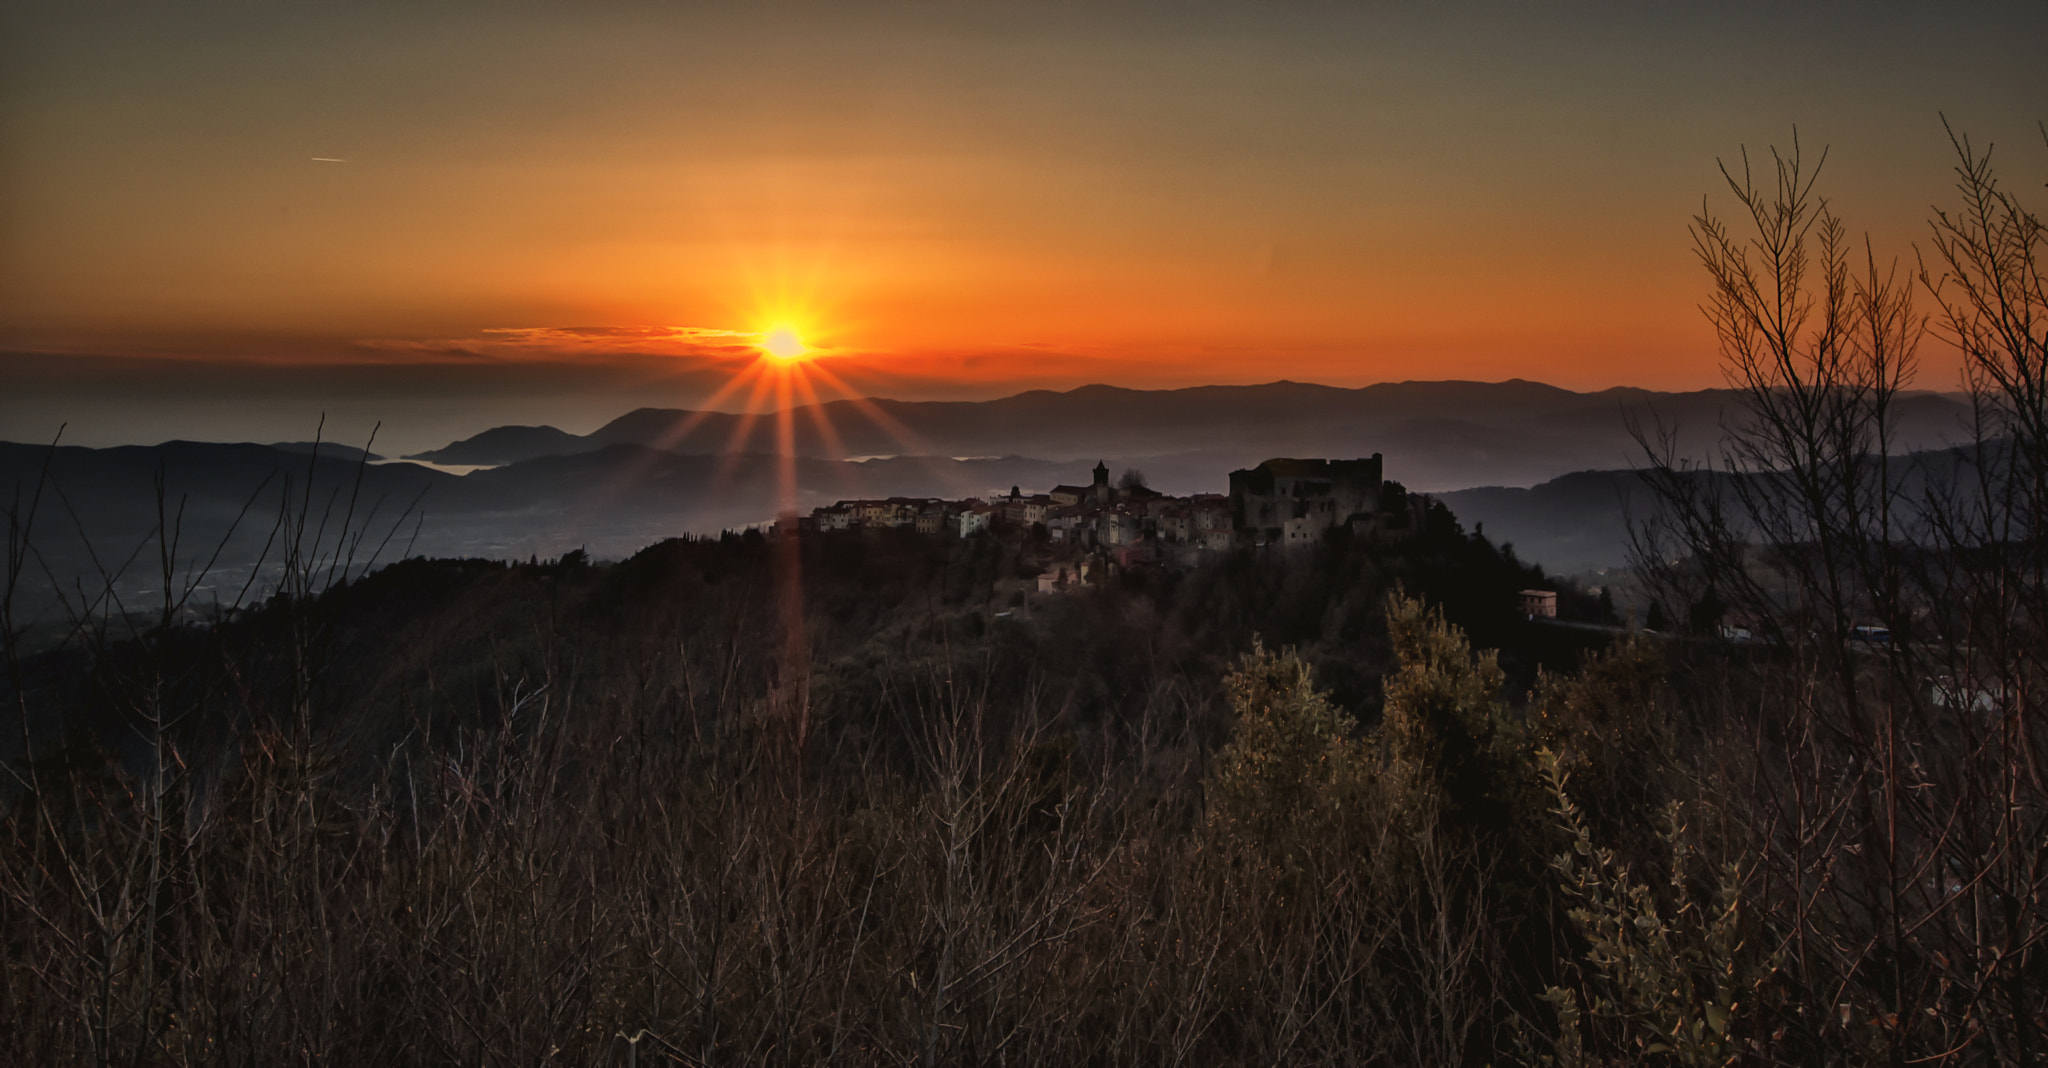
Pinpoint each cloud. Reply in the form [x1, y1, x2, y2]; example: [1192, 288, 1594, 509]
[360, 325, 768, 365]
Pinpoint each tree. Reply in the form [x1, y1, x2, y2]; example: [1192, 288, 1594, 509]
[1530, 637, 1671, 866]
[1378, 591, 1513, 818]
[1207, 640, 1360, 849]
[1635, 124, 2048, 1063]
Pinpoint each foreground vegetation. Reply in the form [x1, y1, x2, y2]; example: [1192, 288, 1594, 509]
[3, 495, 1610, 1064]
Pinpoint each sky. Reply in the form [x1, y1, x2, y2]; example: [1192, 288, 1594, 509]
[3, 1, 2044, 455]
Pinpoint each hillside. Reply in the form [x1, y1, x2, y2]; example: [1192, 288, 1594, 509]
[0, 441, 1096, 623]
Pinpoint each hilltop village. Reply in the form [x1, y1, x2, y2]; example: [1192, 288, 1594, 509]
[803, 456, 1411, 593]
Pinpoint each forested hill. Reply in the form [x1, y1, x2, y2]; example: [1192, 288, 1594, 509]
[5, 501, 1611, 782]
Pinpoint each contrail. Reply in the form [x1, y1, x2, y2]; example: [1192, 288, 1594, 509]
[310, 157, 348, 163]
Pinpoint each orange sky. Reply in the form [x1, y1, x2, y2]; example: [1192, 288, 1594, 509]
[2, 2, 2044, 451]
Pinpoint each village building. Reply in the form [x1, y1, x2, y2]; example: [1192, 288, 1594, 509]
[952, 502, 994, 536]
[1519, 589, 1558, 619]
[1156, 506, 1192, 544]
[1102, 509, 1144, 546]
[1190, 495, 1234, 549]
[807, 457, 1389, 572]
[1087, 460, 1115, 506]
[809, 496, 951, 533]
[1036, 564, 1077, 594]
[996, 491, 1055, 526]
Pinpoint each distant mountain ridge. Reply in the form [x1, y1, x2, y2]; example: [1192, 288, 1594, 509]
[408, 425, 578, 466]
[407, 379, 1974, 493]
[265, 441, 383, 463]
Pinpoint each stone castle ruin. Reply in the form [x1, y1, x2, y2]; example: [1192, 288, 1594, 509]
[1227, 455, 1385, 548]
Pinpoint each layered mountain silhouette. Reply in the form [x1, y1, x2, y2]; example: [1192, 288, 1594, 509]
[3, 379, 1985, 624]
[407, 380, 1973, 494]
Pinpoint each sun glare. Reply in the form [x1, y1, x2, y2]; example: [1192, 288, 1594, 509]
[761, 324, 808, 361]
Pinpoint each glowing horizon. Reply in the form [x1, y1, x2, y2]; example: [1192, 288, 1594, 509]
[3, 1, 2042, 455]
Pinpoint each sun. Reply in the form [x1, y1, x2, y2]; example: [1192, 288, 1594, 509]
[760, 324, 808, 361]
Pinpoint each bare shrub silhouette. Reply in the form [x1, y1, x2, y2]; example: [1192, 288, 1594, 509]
[1627, 122, 2048, 1064]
